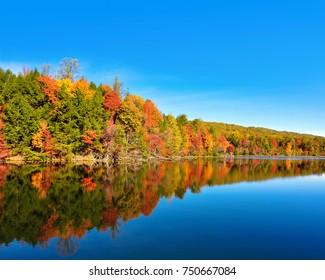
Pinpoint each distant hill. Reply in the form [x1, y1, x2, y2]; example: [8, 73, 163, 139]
[204, 121, 325, 156]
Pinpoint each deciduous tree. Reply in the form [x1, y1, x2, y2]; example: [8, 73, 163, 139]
[57, 58, 79, 81]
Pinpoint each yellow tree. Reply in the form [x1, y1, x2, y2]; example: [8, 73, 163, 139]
[285, 142, 292, 156]
[72, 78, 94, 99]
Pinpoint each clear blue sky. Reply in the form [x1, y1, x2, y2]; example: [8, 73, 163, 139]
[1, 0, 324, 136]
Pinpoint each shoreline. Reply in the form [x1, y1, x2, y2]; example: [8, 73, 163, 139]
[2, 154, 325, 165]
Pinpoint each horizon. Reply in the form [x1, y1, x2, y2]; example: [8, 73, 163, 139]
[1, 0, 324, 137]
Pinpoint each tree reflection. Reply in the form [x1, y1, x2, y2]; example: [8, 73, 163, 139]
[0, 158, 324, 256]
[56, 236, 79, 257]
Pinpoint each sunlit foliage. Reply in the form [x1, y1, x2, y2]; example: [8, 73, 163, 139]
[0, 61, 324, 162]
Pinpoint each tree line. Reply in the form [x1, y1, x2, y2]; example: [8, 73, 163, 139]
[0, 58, 324, 162]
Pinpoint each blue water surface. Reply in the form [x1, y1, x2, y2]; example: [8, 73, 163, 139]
[1, 174, 324, 260]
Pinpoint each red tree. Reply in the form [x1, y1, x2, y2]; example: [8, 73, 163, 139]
[271, 139, 278, 155]
[145, 133, 165, 156]
[102, 85, 122, 121]
[227, 144, 235, 154]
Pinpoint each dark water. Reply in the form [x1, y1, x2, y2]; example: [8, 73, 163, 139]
[0, 158, 325, 260]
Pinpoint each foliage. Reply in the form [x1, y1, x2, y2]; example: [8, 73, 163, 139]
[37, 75, 60, 107]
[143, 99, 162, 133]
[0, 61, 324, 162]
[102, 84, 122, 120]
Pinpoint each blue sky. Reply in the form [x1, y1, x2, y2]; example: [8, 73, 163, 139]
[1, 0, 324, 136]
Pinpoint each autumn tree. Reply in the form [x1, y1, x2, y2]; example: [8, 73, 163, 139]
[37, 75, 60, 107]
[227, 144, 235, 154]
[72, 78, 94, 99]
[184, 123, 198, 155]
[176, 114, 191, 155]
[56, 78, 74, 97]
[32, 121, 55, 155]
[160, 114, 182, 156]
[145, 133, 165, 156]
[271, 139, 278, 155]
[193, 120, 214, 154]
[141, 100, 164, 157]
[102, 84, 122, 121]
[82, 130, 98, 154]
[82, 130, 97, 145]
[117, 98, 142, 134]
[115, 97, 146, 157]
[124, 94, 145, 112]
[218, 135, 230, 153]
[143, 99, 162, 132]
[201, 129, 214, 153]
[102, 121, 126, 160]
[285, 142, 293, 156]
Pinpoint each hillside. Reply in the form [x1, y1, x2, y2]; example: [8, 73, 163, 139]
[0, 60, 324, 162]
[204, 121, 325, 157]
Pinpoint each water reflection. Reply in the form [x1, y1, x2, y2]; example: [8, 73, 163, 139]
[0, 158, 324, 257]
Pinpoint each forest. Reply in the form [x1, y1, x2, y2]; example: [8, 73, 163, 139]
[0, 58, 325, 162]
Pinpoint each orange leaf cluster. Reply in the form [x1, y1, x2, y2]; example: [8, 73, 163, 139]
[81, 177, 97, 192]
[143, 100, 162, 132]
[218, 135, 230, 152]
[31, 170, 53, 199]
[37, 76, 60, 106]
[141, 188, 159, 216]
[82, 130, 97, 145]
[253, 145, 260, 154]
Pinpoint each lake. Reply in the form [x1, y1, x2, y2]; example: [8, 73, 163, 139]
[0, 158, 325, 259]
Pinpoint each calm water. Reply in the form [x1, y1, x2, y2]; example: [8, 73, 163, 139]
[0, 158, 325, 259]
